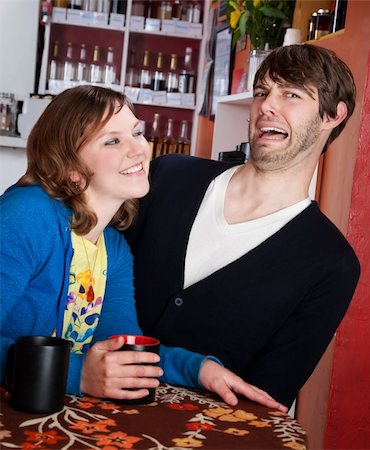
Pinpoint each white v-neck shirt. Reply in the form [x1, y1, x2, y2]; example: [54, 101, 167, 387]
[184, 166, 311, 289]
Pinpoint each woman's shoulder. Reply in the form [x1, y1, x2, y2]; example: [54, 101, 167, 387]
[1, 184, 67, 225]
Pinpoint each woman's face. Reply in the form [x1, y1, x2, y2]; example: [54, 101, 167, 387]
[77, 104, 151, 214]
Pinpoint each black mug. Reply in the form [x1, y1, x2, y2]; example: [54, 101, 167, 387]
[6, 336, 70, 414]
[110, 334, 160, 404]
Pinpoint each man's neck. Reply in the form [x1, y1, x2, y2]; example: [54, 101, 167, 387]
[224, 161, 315, 224]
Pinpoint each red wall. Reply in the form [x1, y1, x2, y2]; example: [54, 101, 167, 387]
[324, 51, 370, 449]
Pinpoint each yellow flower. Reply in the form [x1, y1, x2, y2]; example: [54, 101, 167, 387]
[253, 0, 261, 7]
[172, 437, 204, 448]
[284, 441, 307, 450]
[230, 9, 242, 29]
[249, 419, 271, 428]
[203, 407, 234, 418]
[224, 428, 250, 436]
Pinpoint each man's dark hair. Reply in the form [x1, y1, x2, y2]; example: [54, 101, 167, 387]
[254, 44, 356, 152]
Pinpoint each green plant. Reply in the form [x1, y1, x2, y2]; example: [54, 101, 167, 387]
[227, 0, 294, 49]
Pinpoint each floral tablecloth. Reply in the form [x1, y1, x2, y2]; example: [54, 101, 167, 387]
[0, 384, 307, 449]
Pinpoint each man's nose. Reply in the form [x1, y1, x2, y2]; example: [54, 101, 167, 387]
[259, 93, 279, 116]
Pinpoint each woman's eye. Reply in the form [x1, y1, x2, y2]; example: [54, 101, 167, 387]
[104, 138, 119, 146]
[133, 129, 144, 137]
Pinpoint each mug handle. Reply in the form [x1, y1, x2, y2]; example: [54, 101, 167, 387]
[4, 344, 15, 392]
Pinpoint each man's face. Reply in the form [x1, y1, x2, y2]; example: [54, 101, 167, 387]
[249, 75, 325, 171]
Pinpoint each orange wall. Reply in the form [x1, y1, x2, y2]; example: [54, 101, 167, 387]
[295, 1, 370, 448]
[323, 51, 370, 450]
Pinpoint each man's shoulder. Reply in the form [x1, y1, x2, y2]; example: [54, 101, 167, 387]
[297, 202, 360, 268]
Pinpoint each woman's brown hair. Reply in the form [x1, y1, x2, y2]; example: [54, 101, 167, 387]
[18, 85, 138, 233]
[254, 44, 356, 153]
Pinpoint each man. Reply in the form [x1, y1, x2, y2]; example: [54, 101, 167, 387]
[126, 44, 360, 408]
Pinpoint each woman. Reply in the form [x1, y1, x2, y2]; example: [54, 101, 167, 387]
[0, 85, 286, 411]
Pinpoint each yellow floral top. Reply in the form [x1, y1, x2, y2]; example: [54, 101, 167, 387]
[62, 231, 107, 354]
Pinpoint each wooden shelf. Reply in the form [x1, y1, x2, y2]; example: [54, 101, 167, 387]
[305, 28, 345, 44]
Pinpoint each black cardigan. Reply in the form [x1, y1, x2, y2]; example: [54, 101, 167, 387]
[126, 154, 360, 407]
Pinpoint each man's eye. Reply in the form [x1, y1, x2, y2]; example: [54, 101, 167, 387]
[287, 92, 300, 98]
[105, 138, 119, 145]
[254, 91, 267, 98]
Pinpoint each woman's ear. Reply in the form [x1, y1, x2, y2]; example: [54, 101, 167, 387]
[323, 101, 348, 130]
[69, 169, 81, 184]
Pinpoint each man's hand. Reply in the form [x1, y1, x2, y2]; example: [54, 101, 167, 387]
[199, 359, 288, 413]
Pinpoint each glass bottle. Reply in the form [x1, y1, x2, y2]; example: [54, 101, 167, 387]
[125, 49, 139, 87]
[140, 50, 152, 89]
[63, 42, 75, 82]
[110, 0, 125, 14]
[177, 119, 190, 155]
[147, 113, 163, 159]
[151, 52, 166, 91]
[69, 0, 82, 9]
[48, 41, 61, 81]
[103, 46, 117, 85]
[76, 43, 87, 83]
[162, 118, 177, 155]
[172, 0, 181, 19]
[166, 53, 179, 93]
[192, 1, 201, 23]
[178, 47, 195, 94]
[90, 45, 102, 83]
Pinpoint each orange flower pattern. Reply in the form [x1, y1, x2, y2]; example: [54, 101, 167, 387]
[0, 384, 307, 450]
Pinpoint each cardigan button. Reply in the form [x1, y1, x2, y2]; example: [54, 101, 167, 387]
[174, 297, 183, 306]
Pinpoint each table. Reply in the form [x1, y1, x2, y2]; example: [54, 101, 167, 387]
[0, 384, 307, 449]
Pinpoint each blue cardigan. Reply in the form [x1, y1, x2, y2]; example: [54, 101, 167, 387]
[0, 184, 209, 394]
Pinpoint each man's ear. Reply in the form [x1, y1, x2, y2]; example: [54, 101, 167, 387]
[323, 101, 348, 131]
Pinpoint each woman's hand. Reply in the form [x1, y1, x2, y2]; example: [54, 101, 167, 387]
[81, 336, 163, 400]
[199, 359, 288, 413]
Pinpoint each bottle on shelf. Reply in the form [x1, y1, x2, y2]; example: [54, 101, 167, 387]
[177, 119, 190, 155]
[63, 42, 76, 82]
[172, 0, 181, 19]
[125, 49, 139, 87]
[103, 46, 117, 85]
[96, 0, 111, 13]
[147, 113, 163, 159]
[151, 52, 166, 91]
[156, 1, 172, 20]
[76, 43, 87, 83]
[144, 0, 155, 19]
[89, 45, 102, 83]
[181, 1, 193, 22]
[139, 50, 152, 89]
[54, 0, 69, 7]
[166, 53, 179, 93]
[162, 118, 177, 155]
[178, 47, 195, 94]
[48, 41, 61, 81]
[192, 1, 201, 23]
[69, 0, 82, 9]
[110, 0, 125, 14]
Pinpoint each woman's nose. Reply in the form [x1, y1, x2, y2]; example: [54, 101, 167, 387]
[127, 138, 149, 158]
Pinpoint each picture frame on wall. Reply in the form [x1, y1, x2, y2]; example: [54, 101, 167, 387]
[210, 23, 234, 119]
[218, 0, 228, 23]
